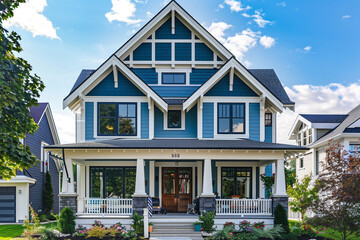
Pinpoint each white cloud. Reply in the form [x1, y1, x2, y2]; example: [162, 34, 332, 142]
[277, 82, 360, 144]
[252, 10, 272, 28]
[52, 112, 75, 144]
[162, 0, 171, 6]
[146, 11, 153, 18]
[224, 0, 251, 12]
[105, 0, 142, 25]
[303, 45, 312, 52]
[276, 2, 286, 7]
[242, 13, 251, 18]
[207, 22, 276, 65]
[219, 4, 224, 9]
[342, 15, 351, 19]
[260, 35, 276, 48]
[3, 0, 59, 39]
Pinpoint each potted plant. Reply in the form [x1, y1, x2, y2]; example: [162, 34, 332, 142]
[194, 221, 202, 232]
[148, 222, 154, 232]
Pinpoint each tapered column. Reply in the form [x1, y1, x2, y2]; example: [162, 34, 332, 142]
[201, 159, 214, 197]
[132, 159, 148, 215]
[273, 159, 287, 196]
[200, 159, 215, 213]
[133, 159, 147, 197]
[149, 161, 155, 197]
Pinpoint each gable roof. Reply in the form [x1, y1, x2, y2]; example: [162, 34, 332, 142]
[299, 114, 348, 123]
[30, 103, 48, 124]
[29, 103, 60, 145]
[63, 55, 168, 110]
[309, 104, 360, 148]
[114, 0, 233, 60]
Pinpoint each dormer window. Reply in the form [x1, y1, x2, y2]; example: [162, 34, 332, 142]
[98, 103, 137, 136]
[162, 73, 186, 84]
[265, 113, 272, 126]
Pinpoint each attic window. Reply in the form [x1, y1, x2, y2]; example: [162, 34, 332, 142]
[162, 73, 186, 84]
[265, 113, 272, 126]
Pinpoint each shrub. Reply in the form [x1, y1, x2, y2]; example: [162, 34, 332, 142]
[43, 171, 54, 215]
[252, 224, 283, 240]
[211, 227, 233, 240]
[198, 211, 215, 233]
[239, 220, 252, 233]
[131, 212, 144, 236]
[73, 225, 87, 237]
[233, 232, 258, 240]
[86, 226, 108, 239]
[37, 226, 57, 240]
[224, 221, 235, 230]
[23, 205, 41, 237]
[274, 204, 290, 233]
[39, 214, 48, 222]
[58, 207, 75, 234]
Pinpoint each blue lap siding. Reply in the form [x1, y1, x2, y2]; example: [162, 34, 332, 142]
[195, 43, 213, 61]
[150, 86, 199, 97]
[154, 105, 197, 138]
[85, 102, 95, 141]
[133, 43, 152, 61]
[131, 68, 158, 85]
[265, 126, 273, 143]
[202, 103, 214, 138]
[155, 17, 191, 39]
[175, 43, 191, 61]
[141, 103, 150, 139]
[155, 43, 171, 61]
[190, 69, 218, 85]
[249, 103, 260, 141]
[24, 115, 59, 213]
[87, 71, 145, 96]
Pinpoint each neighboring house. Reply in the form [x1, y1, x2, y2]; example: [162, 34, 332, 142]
[0, 103, 61, 223]
[46, 1, 306, 228]
[289, 105, 360, 180]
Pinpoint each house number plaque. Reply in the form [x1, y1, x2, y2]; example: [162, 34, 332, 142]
[171, 153, 180, 158]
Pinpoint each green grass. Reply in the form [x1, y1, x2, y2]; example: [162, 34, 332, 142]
[0, 222, 57, 240]
[289, 220, 360, 240]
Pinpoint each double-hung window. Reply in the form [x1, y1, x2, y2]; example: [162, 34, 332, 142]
[265, 113, 272, 126]
[98, 103, 137, 136]
[218, 103, 245, 134]
[168, 110, 181, 128]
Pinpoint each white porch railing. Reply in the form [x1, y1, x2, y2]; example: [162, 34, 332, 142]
[81, 198, 133, 215]
[216, 199, 272, 215]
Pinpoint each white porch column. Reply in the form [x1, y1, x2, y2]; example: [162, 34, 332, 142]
[201, 159, 215, 196]
[149, 161, 155, 197]
[259, 166, 266, 199]
[273, 159, 288, 196]
[61, 158, 75, 194]
[197, 161, 202, 197]
[77, 165, 86, 214]
[133, 159, 147, 197]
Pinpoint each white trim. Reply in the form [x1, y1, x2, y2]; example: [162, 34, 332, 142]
[115, 1, 232, 60]
[182, 58, 284, 112]
[64, 56, 168, 111]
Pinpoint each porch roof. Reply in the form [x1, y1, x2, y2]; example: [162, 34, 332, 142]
[46, 139, 307, 151]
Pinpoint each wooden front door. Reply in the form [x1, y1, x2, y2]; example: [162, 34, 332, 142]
[162, 167, 192, 212]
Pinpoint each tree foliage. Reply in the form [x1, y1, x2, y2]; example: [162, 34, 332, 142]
[274, 204, 290, 234]
[309, 141, 360, 240]
[58, 207, 75, 234]
[287, 174, 318, 223]
[0, 0, 45, 179]
[42, 171, 54, 215]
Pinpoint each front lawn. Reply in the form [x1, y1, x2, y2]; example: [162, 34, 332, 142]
[0, 222, 57, 240]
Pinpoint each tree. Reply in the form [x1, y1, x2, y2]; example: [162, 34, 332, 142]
[42, 171, 54, 215]
[58, 207, 75, 234]
[285, 159, 296, 188]
[287, 174, 318, 223]
[274, 203, 290, 233]
[309, 141, 360, 240]
[0, 0, 45, 179]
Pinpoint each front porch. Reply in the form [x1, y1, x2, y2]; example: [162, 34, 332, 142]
[47, 143, 299, 227]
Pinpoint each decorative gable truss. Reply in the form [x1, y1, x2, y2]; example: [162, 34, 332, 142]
[115, 1, 232, 68]
[183, 58, 285, 113]
[63, 55, 167, 111]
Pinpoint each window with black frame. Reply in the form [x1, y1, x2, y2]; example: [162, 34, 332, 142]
[265, 113, 272, 126]
[221, 167, 252, 199]
[218, 103, 245, 134]
[168, 110, 181, 128]
[98, 103, 137, 136]
[90, 167, 136, 198]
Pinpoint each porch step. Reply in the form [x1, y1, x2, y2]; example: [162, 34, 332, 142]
[151, 222, 202, 239]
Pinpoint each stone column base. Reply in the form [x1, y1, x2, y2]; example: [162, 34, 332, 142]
[199, 196, 216, 213]
[132, 196, 148, 215]
[272, 195, 289, 217]
[59, 193, 77, 214]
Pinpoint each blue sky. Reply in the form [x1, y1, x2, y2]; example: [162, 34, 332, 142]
[4, 0, 360, 143]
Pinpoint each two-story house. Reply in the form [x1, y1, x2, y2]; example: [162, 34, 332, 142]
[46, 1, 306, 228]
[289, 104, 360, 180]
[0, 103, 60, 223]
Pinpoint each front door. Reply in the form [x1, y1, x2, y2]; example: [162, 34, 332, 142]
[162, 167, 192, 212]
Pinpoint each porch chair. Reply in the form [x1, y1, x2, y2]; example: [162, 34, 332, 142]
[152, 197, 161, 214]
[187, 203, 196, 214]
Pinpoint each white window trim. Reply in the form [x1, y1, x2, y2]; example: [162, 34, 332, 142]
[41, 142, 49, 173]
[88, 97, 148, 139]
[155, 68, 192, 85]
[163, 106, 186, 130]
